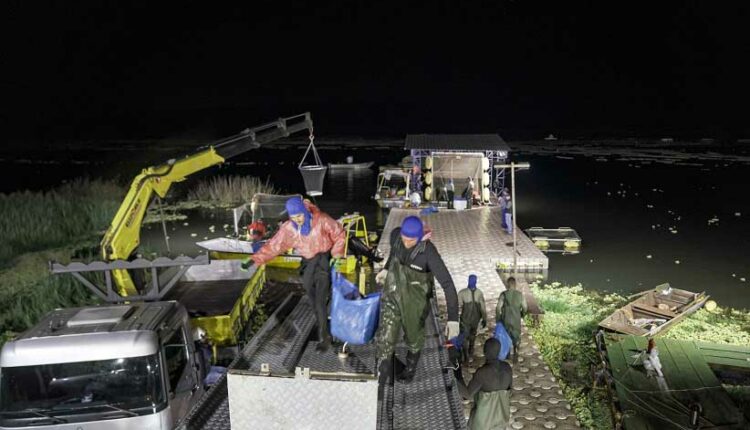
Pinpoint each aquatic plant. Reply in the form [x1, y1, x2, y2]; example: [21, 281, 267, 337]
[527, 282, 750, 429]
[0, 179, 123, 266]
[186, 175, 276, 208]
[0, 247, 99, 345]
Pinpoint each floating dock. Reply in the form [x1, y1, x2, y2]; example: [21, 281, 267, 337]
[604, 335, 750, 429]
[376, 207, 548, 310]
[378, 208, 581, 429]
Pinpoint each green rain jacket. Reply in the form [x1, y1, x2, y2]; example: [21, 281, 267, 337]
[495, 289, 528, 343]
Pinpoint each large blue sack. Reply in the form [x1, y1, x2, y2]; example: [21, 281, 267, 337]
[330, 269, 381, 345]
[493, 322, 512, 360]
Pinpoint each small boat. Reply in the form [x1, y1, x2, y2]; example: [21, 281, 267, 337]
[196, 237, 302, 269]
[598, 283, 708, 336]
[328, 161, 374, 170]
[374, 169, 411, 209]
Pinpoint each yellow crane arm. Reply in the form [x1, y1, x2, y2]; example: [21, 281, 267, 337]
[100, 113, 313, 296]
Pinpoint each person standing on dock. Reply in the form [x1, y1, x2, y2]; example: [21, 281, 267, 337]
[499, 188, 510, 229]
[502, 194, 513, 235]
[463, 177, 475, 210]
[457, 338, 513, 430]
[375, 215, 460, 384]
[495, 277, 527, 363]
[241, 196, 346, 353]
[447, 179, 455, 209]
[458, 274, 487, 362]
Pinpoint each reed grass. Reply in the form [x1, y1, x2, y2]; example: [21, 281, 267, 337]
[186, 175, 275, 208]
[0, 179, 123, 266]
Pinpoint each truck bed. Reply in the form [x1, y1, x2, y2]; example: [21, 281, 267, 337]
[179, 293, 466, 429]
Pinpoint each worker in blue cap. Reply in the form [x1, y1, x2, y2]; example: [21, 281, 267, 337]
[457, 274, 487, 362]
[374, 215, 459, 384]
[244, 196, 345, 352]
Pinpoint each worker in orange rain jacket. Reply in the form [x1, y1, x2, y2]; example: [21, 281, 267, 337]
[242, 196, 346, 352]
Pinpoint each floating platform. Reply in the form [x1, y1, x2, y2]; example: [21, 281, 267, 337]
[604, 335, 750, 429]
[180, 294, 466, 430]
[526, 227, 581, 253]
[377, 208, 548, 304]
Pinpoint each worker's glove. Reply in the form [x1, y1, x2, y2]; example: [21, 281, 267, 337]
[240, 258, 254, 272]
[446, 321, 460, 340]
[375, 269, 388, 285]
[329, 257, 340, 268]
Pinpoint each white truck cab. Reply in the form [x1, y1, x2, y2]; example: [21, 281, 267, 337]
[0, 302, 205, 429]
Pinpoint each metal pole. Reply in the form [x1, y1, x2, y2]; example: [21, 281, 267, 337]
[157, 197, 171, 255]
[511, 163, 517, 273]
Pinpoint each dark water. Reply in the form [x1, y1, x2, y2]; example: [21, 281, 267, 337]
[3, 143, 749, 309]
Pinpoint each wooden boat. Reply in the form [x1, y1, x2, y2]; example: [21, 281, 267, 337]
[328, 161, 374, 170]
[598, 283, 708, 336]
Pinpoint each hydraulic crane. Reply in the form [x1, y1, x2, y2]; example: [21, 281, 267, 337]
[100, 113, 313, 296]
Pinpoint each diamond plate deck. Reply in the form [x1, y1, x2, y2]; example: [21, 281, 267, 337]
[183, 293, 467, 429]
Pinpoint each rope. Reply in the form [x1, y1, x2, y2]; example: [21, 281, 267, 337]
[299, 130, 323, 168]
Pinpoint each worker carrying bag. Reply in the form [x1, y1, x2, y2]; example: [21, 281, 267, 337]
[330, 269, 381, 345]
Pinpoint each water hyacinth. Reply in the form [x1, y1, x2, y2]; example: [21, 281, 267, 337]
[526, 281, 750, 429]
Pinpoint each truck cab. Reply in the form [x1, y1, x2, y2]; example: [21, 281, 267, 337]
[0, 302, 205, 429]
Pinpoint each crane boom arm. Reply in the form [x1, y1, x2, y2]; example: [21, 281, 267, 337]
[100, 113, 312, 296]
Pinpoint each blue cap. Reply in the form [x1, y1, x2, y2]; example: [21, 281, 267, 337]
[285, 196, 306, 216]
[468, 274, 477, 289]
[400, 216, 424, 239]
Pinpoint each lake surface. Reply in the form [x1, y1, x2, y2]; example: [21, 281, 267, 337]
[3, 141, 749, 308]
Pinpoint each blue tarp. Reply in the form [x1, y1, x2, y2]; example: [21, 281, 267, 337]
[493, 322, 512, 360]
[330, 269, 381, 345]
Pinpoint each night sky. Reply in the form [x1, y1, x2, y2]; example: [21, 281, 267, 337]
[3, 1, 748, 140]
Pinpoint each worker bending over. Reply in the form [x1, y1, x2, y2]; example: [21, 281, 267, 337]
[375, 216, 459, 383]
[457, 338, 513, 430]
[243, 197, 345, 352]
[495, 277, 528, 363]
[458, 274, 487, 362]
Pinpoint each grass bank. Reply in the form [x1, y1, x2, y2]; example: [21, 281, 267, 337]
[526, 282, 750, 429]
[0, 179, 125, 343]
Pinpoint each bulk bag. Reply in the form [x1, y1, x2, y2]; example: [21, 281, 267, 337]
[330, 269, 381, 345]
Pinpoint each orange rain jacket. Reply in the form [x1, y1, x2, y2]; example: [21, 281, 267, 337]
[251, 201, 346, 265]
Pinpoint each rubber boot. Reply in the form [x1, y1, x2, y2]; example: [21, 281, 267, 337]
[316, 331, 332, 353]
[378, 356, 395, 386]
[397, 351, 421, 383]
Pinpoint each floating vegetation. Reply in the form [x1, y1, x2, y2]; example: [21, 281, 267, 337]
[186, 175, 276, 208]
[527, 282, 750, 430]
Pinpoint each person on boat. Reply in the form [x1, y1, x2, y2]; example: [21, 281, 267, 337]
[246, 219, 267, 253]
[241, 196, 346, 352]
[457, 338, 513, 430]
[463, 177, 475, 210]
[374, 215, 459, 384]
[447, 179, 455, 209]
[458, 274, 487, 362]
[495, 277, 527, 363]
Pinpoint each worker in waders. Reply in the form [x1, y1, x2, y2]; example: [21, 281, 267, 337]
[458, 274, 487, 362]
[463, 177, 475, 210]
[495, 277, 528, 363]
[375, 216, 459, 384]
[447, 179, 455, 209]
[242, 196, 345, 352]
[457, 338, 513, 430]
